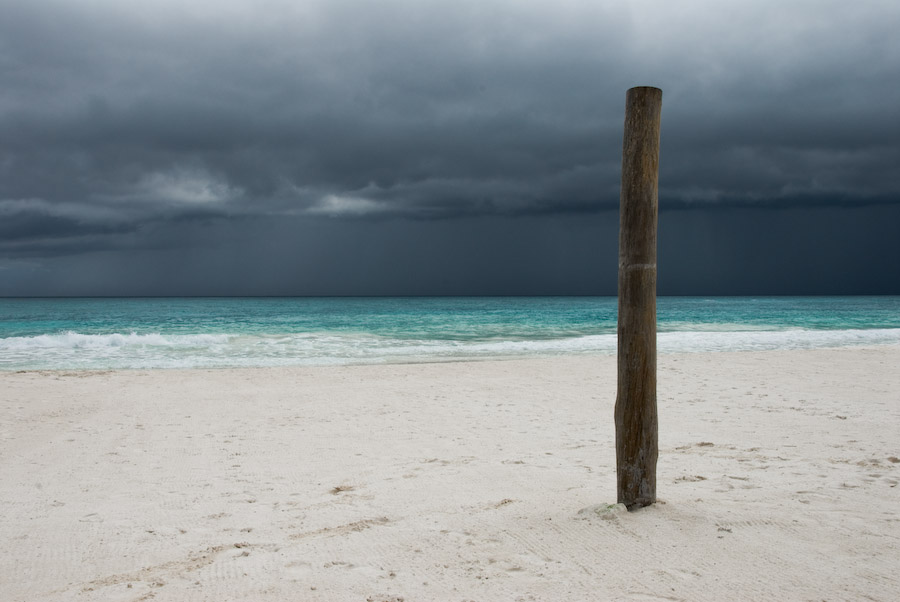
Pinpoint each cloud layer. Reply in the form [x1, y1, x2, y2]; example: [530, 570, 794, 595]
[1, 0, 899, 293]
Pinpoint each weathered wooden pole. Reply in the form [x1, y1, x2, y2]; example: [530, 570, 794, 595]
[615, 86, 662, 510]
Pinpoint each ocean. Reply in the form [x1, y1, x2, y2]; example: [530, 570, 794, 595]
[1, 296, 898, 370]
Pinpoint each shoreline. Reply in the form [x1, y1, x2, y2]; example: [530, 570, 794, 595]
[2, 347, 899, 601]
[4, 340, 899, 374]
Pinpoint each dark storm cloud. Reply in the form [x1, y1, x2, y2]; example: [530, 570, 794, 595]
[1, 0, 628, 225]
[1, 0, 899, 294]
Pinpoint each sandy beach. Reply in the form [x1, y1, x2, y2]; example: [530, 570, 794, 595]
[2, 347, 899, 601]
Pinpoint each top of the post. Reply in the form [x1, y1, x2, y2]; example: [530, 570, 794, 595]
[627, 86, 662, 98]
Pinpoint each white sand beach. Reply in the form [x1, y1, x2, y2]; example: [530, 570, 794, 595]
[2, 347, 899, 601]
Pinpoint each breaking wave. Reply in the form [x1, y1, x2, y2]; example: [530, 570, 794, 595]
[1, 327, 899, 370]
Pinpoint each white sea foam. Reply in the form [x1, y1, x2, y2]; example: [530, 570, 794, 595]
[657, 328, 900, 353]
[0, 332, 233, 370]
[1, 328, 899, 370]
[0, 331, 231, 350]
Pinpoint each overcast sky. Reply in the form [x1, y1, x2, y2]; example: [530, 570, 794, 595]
[2, 0, 899, 295]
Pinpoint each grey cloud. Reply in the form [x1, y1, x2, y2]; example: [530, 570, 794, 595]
[1, 0, 898, 293]
[3, 204, 898, 296]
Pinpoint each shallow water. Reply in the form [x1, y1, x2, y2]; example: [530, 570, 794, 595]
[1, 296, 898, 369]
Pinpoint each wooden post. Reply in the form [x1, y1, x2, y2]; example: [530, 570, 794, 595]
[615, 86, 662, 510]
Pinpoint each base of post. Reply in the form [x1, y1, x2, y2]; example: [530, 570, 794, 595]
[620, 497, 655, 511]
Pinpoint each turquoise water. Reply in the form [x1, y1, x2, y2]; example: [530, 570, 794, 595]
[1, 297, 898, 370]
